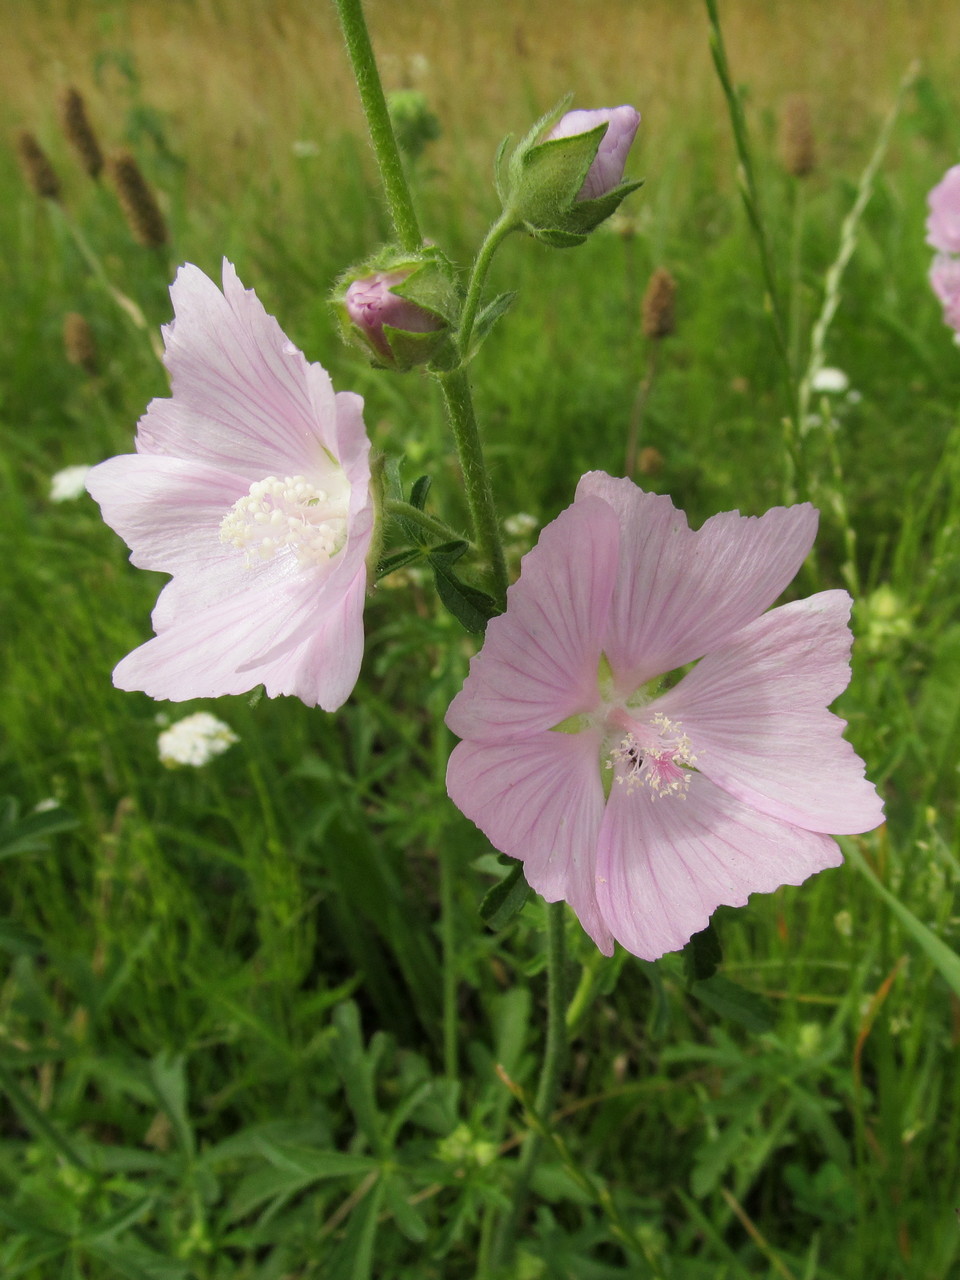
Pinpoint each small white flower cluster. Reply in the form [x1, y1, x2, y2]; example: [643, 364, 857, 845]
[50, 465, 93, 503]
[157, 712, 239, 768]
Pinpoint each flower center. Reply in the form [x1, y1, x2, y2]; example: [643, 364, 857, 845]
[605, 711, 697, 799]
[220, 474, 350, 568]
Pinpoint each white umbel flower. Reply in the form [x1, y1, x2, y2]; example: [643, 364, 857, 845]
[158, 712, 238, 767]
[50, 465, 93, 502]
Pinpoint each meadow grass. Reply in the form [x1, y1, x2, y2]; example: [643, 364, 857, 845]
[2, 1, 960, 1276]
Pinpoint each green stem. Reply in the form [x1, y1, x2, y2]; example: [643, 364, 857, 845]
[333, 0, 422, 252]
[489, 900, 567, 1270]
[458, 212, 517, 357]
[384, 498, 469, 548]
[435, 367, 508, 607]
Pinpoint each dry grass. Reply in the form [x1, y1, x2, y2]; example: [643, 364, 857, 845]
[4, 0, 958, 211]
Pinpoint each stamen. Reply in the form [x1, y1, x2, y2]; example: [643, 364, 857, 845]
[220, 473, 350, 568]
[606, 712, 697, 799]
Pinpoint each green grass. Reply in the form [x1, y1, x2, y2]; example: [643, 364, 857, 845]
[2, 1, 960, 1276]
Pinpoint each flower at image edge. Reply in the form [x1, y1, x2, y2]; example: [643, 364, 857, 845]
[445, 473, 884, 961]
[87, 261, 374, 710]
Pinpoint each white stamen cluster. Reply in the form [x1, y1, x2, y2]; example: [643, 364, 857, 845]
[608, 713, 697, 799]
[220, 474, 349, 568]
[158, 712, 238, 767]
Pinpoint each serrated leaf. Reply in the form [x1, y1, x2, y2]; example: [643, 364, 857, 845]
[690, 975, 775, 1033]
[479, 862, 531, 930]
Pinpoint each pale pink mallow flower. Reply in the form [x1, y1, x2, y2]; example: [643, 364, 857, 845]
[930, 253, 960, 335]
[547, 106, 640, 201]
[344, 270, 443, 363]
[446, 473, 884, 961]
[86, 261, 374, 710]
[926, 164, 960, 254]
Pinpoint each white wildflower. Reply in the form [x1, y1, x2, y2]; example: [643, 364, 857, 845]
[158, 712, 239, 768]
[50, 465, 92, 502]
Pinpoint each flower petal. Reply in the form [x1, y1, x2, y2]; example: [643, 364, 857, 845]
[575, 473, 818, 689]
[445, 495, 619, 742]
[446, 729, 613, 953]
[137, 261, 337, 478]
[654, 591, 884, 834]
[595, 772, 842, 960]
[114, 570, 348, 706]
[86, 453, 251, 574]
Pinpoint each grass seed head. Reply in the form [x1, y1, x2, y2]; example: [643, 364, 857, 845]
[779, 94, 816, 178]
[14, 129, 61, 200]
[57, 86, 103, 179]
[106, 149, 168, 247]
[641, 266, 677, 339]
[63, 312, 99, 374]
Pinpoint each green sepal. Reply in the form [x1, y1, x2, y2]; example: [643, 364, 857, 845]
[508, 122, 607, 225]
[479, 860, 531, 931]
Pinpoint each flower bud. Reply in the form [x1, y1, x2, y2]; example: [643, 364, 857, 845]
[335, 250, 457, 371]
[497, 100, 642, 247]
[545, 106, 640, 201]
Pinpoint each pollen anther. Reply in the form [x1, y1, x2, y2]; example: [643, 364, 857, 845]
[220, 473, 350, 568]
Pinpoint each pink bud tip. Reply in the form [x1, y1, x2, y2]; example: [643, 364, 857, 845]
[547, 105, 640, 201]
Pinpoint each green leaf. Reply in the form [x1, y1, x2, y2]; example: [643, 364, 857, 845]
[409, 475, 431, 510]
[844, 839, 960, 998]
[479, 861, 531, 931]
[0, 919, 43, 955]
[226, 1144, 378, 1221]
[147, 1052, 194, 1159]
[325, 1174, 385, 1280]
[690, 974, 775, 1033]
[429, 553, 499, 633]
[376, 547, 422, 580]
[0, 799, 78, 860]
[470, 291, 517, 351]
[683, 921, 723, 983]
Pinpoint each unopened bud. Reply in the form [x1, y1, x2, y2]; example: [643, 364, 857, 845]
[15, 130, 61, 200]
[498, 100, 642, 247]
[57, 87, 103, 179]
[779, 95, 816, 179]
[63, 312, 99, 374]
[106, 150, 168, 247]
[641, 267, 676, 339]
[335, 251, 456, 371]
[546, 106, 640, 202]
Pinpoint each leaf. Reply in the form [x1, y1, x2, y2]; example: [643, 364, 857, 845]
[683, 921, 723, 983]
[0, 799, 78, 860]
[409, 475, 432, 510]
[325, 1174, 385, 1280]
[226, 1145, 378, 1222]
[147, 1052, 194, 1159]
[844, 838, 960, 998]
[479, 862, 531, 931]
[690, 975, 775, 1033]
[470, 291, 517, 351]
[376, 547, 422, 580]
[0, 919, 43, 955]
[429, 552, 499, 633]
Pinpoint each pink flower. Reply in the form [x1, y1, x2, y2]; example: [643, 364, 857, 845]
[344, 269, 443, 364]
[87, 261, 374, 710]
[930, 253, 960, 334]
[547, 106, 640, 201]
[926, 165, 960, 254]
[446, 474, 883, 960]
